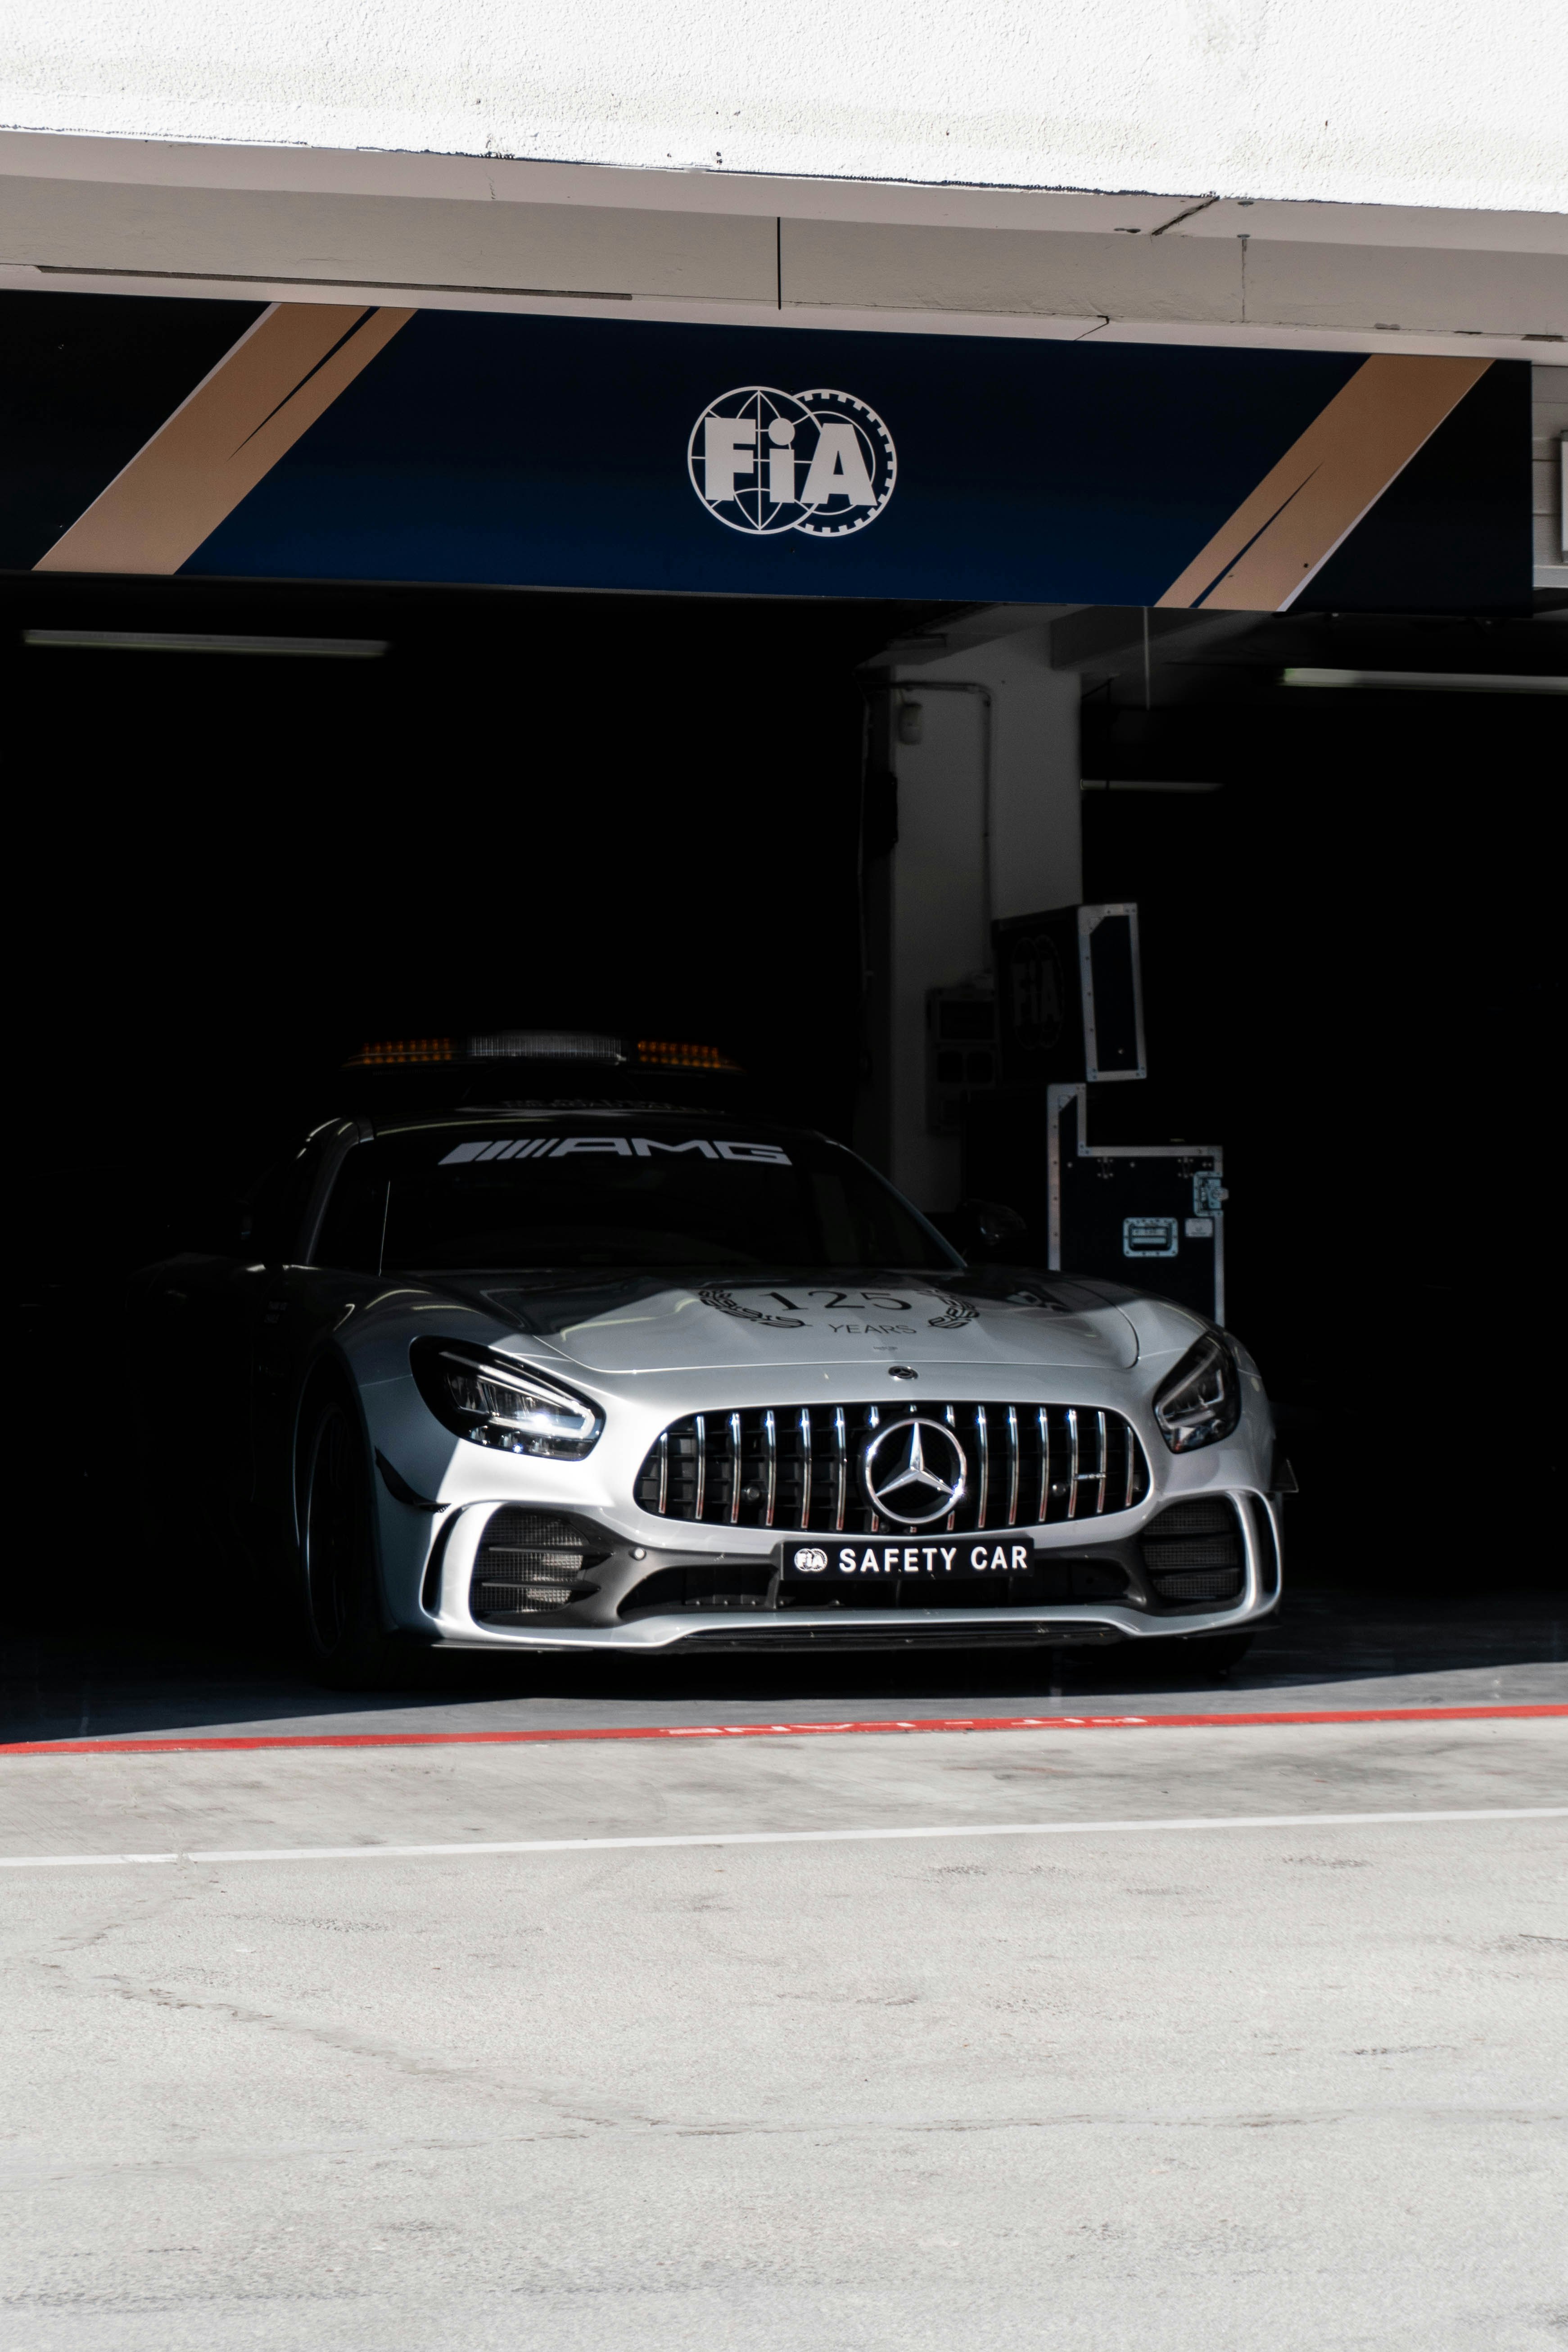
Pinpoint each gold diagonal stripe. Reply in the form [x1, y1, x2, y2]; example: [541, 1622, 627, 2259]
[36, 302, 415, 577]
[1157, 354, 1492, 614]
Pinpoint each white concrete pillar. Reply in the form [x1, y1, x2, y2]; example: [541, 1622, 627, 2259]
[859, 624, 1082, 1209]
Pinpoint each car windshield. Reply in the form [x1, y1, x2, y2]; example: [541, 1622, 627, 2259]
[313, 1120, 961, 1274]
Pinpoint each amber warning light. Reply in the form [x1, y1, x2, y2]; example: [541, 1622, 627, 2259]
[346, 1037, 455, 1066]
[635, 1040, 743, 1071]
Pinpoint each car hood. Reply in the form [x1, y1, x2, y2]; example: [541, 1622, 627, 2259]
[438, 1270, 1141, 1376]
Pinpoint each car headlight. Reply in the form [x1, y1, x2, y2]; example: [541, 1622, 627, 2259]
[1152, 1332, 1241, 1453]
[411, 1341, 605, 1458]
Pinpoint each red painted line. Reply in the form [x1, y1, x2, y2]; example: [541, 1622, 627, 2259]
[1, 1704, 1563, 1756]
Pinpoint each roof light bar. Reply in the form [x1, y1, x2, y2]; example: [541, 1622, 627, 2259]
[636, 1040, 744, 1071]
[344, 1032, 743, 1071]
[346, 1038, 455, 1066]
[468, 1032, 625, 1063]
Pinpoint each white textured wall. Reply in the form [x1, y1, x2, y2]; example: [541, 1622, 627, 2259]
[5, 0, 1564, 216]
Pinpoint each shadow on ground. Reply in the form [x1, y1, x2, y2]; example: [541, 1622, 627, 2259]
[4, 1547, 1563, 1743]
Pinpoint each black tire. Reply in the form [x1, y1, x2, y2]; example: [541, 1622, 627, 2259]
[1174, 1631, 1255, 1678]
[296, 1384, 401, 1690]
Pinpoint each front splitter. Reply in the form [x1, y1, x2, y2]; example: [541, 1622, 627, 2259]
[429, 1601, 1274, 1653]
[668, 1619, 1129, 1653]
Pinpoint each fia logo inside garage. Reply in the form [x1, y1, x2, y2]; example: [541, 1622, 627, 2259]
[689, 387, 896, 536]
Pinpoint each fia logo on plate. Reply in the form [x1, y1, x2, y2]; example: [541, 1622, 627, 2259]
[791, 1547, 830, 1573]
[688, 388, 896, 537]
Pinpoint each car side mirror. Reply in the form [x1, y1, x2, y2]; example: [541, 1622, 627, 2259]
[930, 1198, 1027, 1257]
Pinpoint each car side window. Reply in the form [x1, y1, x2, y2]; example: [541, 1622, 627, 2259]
[313, 1144, 388, 1272]
[246, 1136, 333, 1263]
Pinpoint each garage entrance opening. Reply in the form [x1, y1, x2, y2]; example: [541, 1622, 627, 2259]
[9, 566, 1560, 1638]
[3, 291, 1562, 1723]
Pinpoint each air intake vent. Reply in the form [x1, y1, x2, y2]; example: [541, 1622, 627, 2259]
[1140, 1497, 1244, 1603]
[633, 1402, 1148, 1534]
[619, 1554, 1130, 1620]
[469, 1510, 609, 1622]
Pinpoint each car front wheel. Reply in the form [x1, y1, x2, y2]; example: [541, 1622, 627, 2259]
[297, 1386, 399, 1689]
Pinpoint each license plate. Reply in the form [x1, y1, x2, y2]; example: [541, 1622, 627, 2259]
[777, 1537, 1043, 1586]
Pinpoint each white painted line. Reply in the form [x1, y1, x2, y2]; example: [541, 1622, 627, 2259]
[2, 1806, 1563, 1871]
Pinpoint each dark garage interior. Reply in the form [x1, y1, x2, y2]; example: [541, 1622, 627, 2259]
[5, 566, 1562, 1728]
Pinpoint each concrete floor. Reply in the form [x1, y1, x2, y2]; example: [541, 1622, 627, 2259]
[2, 1715, 1565, 2350]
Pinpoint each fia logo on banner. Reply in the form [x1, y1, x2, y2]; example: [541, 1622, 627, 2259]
[688, 387, 896, 536]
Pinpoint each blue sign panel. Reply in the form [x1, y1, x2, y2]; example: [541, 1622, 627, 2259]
[1, 294, 1531, 610]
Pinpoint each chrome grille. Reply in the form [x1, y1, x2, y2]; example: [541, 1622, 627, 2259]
[633, 1402, 1149, 1534]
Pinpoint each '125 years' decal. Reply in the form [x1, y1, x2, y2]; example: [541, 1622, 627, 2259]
[700, 1286, 975, 1331]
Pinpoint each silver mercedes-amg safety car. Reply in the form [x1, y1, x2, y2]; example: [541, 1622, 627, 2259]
[132, 1044, 1284, 1686]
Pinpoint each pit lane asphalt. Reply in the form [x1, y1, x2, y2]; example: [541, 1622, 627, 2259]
[2, 1715, 1564, 2352]
[5, 1549, 1567, 2352]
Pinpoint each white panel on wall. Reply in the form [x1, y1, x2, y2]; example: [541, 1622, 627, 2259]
[0, 177, 779, 301]
[1238, 242, 1568, 339]
[779, 220, 1242, 326]
[779, 222, 1568, 341]
[878, 629, 1081, 1208]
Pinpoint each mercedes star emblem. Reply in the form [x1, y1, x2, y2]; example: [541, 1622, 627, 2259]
[862, 1416, 968, 1525]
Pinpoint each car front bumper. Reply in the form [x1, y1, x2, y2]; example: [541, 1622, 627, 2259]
[416, 1487, 1283, 1653]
